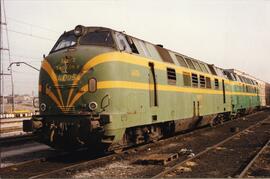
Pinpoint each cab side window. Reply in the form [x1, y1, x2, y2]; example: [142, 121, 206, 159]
[115, 32, 132, 52]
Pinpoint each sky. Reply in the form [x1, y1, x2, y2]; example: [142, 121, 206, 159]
[1, 0, 270, 95]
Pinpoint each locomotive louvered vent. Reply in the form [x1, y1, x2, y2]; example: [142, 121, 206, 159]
[200, 75, 206, 88]
[183, 72, 191, 86]
[167, 68, 176, 85]
[206, 77, 211, 88]
[214, 79, 219, 89]
[192, 73, 198, 87]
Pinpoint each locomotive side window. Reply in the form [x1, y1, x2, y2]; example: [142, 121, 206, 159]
[176, 55, 188, 68]
[192, 60, 203, 72]
[199, 63, 209, 73]
[185, 58, 196, 70]
[114, 32, 132, 52]
[238, 75, 244, 83]
[167, 68, 176, 85]
[51, 33, 77, 53]
[183, 72, 191, 86]
[224, 71, 234, 81]
[126, 36, 139, 54]
[207, 64, 217, 75]
[139, 41, 151, 57]
[206, 77, 211, 88]
[146, 43, 163, 61]
[156, 45, 174, 64]
[132, 39, 149, 57]
[200, 75, 206, 88]
[192, 73, 198, 87]
[234, 74, 242, 82]
[80, 31, 114, 46]
[214, 79, 219, 89]
[215, 68, 225, 78]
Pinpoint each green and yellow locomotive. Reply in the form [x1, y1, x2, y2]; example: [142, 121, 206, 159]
[23, 25, 263, 151]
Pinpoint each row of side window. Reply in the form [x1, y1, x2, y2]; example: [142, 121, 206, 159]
[224, 71, 257, 86]
[166, 68, 220, 90]
[116, 33, 217, 76]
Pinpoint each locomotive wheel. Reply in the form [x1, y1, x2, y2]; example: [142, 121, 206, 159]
[210, 117, 220, 127]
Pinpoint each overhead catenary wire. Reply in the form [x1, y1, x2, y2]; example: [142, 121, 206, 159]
[9, 54, 42, 61]
[7, 17, 60, 34]
[2, 28, 56, 41]
[2, 52, 42, 60]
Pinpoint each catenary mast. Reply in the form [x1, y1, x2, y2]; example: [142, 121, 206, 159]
[0, 0, 15, 113]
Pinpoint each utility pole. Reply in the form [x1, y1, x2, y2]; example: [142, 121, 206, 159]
[0, 0, 3, 113]
[0, 0, 15, 113]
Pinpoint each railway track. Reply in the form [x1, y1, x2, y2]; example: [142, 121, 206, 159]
[0, 110, 269, 178]
[0, 119, 26, 125]
[0, 126, 22, 133]
[0, 133, 36, 147]
[153, 116, 270, 178]
[238, 139, 270, 178]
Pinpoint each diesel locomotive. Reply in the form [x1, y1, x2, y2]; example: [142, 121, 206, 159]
[23, 25, 270, 151]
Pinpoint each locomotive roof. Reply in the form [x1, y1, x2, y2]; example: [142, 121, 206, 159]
[68, 26, 267, 84]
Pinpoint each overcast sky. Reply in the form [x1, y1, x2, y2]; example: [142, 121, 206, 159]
[1, 0, 270, 95]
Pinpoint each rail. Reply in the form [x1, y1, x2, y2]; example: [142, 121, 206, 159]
[237, 139, 270, 178]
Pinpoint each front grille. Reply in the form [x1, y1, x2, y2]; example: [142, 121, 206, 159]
[59, 106, 76, 113]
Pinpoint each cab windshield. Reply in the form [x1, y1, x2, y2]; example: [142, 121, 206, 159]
[50, 30, 114, 54]
[79, 31, 114, 46]
[50, 32, 77, 53]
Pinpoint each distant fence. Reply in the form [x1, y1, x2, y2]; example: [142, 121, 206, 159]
[0, 111, 39, 119]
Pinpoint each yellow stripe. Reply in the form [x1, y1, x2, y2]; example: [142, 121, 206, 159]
[231, 91, 259, 96]
[68, 85, 88, 107]
[97, 81, 223, 95]
[98, 80, 258, 96]
[41, 60, 64, 106]
[68, 80, 258, 106]
[46, 87, 62, 109]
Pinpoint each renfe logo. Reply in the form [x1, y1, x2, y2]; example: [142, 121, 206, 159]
[55, 56, 79, 74]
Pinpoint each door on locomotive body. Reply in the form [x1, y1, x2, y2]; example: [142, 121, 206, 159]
[222, 79, 226, 105]
[148, 62, 158, 108]
[148, 62, 159, 124]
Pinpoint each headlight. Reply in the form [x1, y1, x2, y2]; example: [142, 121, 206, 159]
[40, 103, 46, 112]
[74, 25, 85, 36]
[88, 78, 97, 93]
[89, 102, 98, 111]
